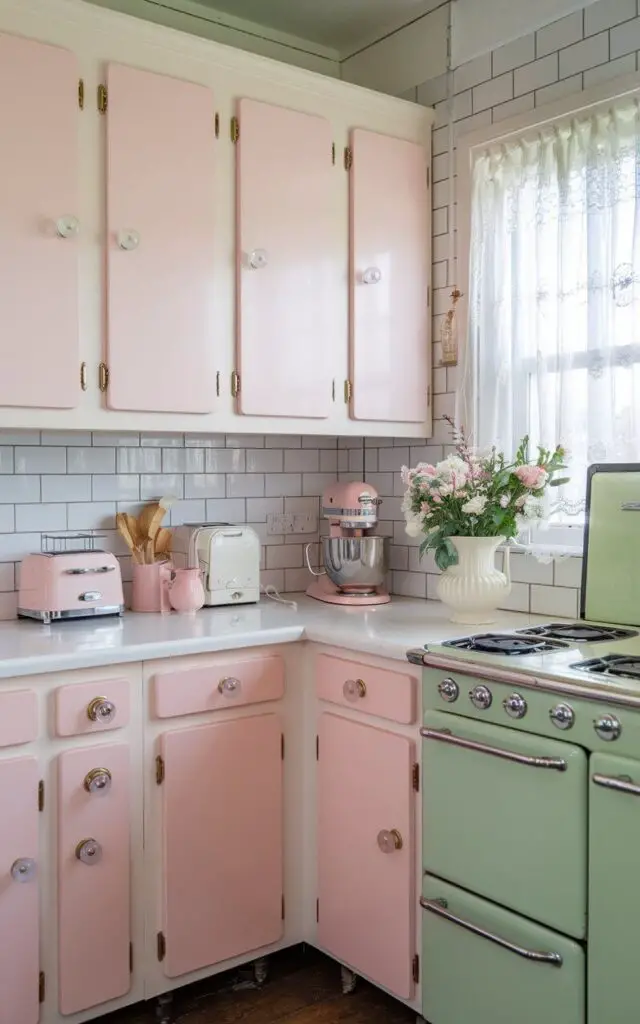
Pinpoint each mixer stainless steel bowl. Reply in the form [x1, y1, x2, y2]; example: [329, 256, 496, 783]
[321, 536, 388, 594]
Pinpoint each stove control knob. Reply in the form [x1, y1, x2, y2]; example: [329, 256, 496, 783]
[469, 685, 492, 710]
[438, 678, 459, 703]
[594, 714, 621, 741]
[550, 703, 575, 730]
[503, 693, 527, 719]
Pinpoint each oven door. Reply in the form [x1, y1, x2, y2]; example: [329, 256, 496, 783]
[422, 710, 587, 937]
[422, 874, 584, 1024]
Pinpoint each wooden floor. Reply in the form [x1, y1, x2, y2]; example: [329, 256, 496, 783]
[102, 947, 417, 1024]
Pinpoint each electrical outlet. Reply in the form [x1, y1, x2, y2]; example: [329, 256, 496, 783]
[267, 512, 318, 536]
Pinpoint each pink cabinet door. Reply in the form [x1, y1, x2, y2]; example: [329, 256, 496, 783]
[0, 33, 78, 409]
[349, 129, 429, 422]
[160, 714, 283, 977]
[317, 713, 415, 998]
[106, 63, 216, 413]
[236, 99, 335, 418]
[57, 744, 131, 1015]
[0, 757, 39, 1024]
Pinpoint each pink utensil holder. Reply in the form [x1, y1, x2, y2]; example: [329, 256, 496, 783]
[131, 561, 172, 613]
[168, 567, 205, 613]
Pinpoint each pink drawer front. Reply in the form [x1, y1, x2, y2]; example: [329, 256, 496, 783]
[55, 679, 130, 737]
[0, 690, 37, 748]
[315, 654, 416, 724]
[153, 655, 285, 718]
[57, 743, 131, 1014]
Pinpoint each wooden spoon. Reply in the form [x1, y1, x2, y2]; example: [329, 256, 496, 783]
[145, 495, 174, 563]
[137, 502, 158, 543]
[116, 512, 143, 564]
[154, 527, 172, 560]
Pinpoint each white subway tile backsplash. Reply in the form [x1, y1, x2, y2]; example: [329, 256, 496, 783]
[41, 475, 91, 503]
[115, 448, 161, 474]
[15, 447, 66, 474]
[67, 502, 116, 530]
[378, 447, 409, 472]
[205, 448, 245, 473]
[15, 504, 67, 533]
[535, 73, 583, 105]
[206, 497, 247, 521]
[0, 563, 14, 590]
[261, 568, 285, 591]
[141, 434, 184, 447]
[266, 474, 302, 498]
[583, 52, 636, 85]
[0, 476, 40, 503]
[225, 434, 265, 448]
[509, 551, 554, 585]
[302, 473, 337, 496]
[69, 447, 116, 474]
[492, 33, 535, 75]
[0, 532, 40, 562]
[0, 431, 40, 445]
[184, 434, 225, 448]
[454, 52, 492, 93]
[246, 449, 284, 473]
[498, 582, 531, 612]
[536, 11, 583, 56]
[266, 545, 303, 569]
[365, 473, 394, 496]
[226, 474, 265, 498]
[553, 556, 584, 589]
[42, 431, 92, 446]
[92, 432, 140, 446]
[284, 449, 320, 473]
[347, 449, 364, 474]
[0, 592, 17, 619]
[492, 91, 535, 122]
[585, 0, 635, 35]
[389, 545, 409, 571]
[320, 450, 339, 473]
[559, 31, 608, 77]
[417, 71, 449, 105]
[302, 436, 338, 448]
[284, 567, 314, 591]
[393, 570, 428, 599]
[169, 500, 207, 526]
[247, 497, 284, 521]
[531, 584, 579, 618]
[93, 475, 140, 502]
[140, 474, 183, 500]
[265, 435, 301, 448]
[0, 447, 13, 474]
[184, 474, 225, 499]
[0, 506, 14, 532]
[610, 15, 640, 56]
[514, 53, 558, 96]
[161, 448, 204, 474]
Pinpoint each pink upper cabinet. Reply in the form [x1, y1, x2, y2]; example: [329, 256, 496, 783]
[349, 129, 430, 423]
[0, 33, 78, 409]
[236, 99, 335, 418]
[106, 63, 216, 413]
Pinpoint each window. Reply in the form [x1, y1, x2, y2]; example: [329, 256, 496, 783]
[461, 91, 640, 544]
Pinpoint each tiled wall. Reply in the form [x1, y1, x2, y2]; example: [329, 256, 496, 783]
[387, 0, 640, 618]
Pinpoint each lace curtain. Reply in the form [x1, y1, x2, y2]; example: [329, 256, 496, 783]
[462, 99, 640, 519]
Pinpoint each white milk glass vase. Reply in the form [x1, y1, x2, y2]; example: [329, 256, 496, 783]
[436, 536, 511, 624]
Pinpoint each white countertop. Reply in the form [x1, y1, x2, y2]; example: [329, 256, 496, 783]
[0, 596, 548, 679]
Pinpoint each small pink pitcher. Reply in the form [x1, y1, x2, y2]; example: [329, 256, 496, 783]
[168, 567, 205, 613]
[131, 561, 172, 613]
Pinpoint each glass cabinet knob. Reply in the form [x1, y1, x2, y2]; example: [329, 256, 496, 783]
[83, 767, 112, 795]
[117, 228, 140, 251]
[218, 676, 241, 696]
[87, 697, 116, 724]
[362, 267, 382, 284]
[11, 857, 37, 882]
[55, 215, 80, 238]
[377, 829, 403, 853]
[248, 248, 268, 269]
[75, 838, 102, 865]
[343, 678, 366, 700]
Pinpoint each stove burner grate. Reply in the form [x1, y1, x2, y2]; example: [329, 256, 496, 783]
[443, 633, 557, 656]
[518, 622, 638, 643]
[571, 654, 640, 680]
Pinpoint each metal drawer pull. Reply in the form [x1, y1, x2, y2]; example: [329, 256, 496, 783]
[593, 772, 640, 796]
[621, 502, 640, 511]
[420, 898, 563, 967]
[420, 728, 567, 771]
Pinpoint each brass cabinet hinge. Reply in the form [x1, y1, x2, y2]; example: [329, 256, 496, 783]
[281, 734, 285, 760]
[332, 142, 336, 164]
[214, 112, 220, 138]
[78, 79, 84, 110]
[129, 942, 133, 973]
[98, 362, 109, 393]
[38, 780, 44, 812]
[230, 115, 239, 143]
[155, 755, 165, 785]
[412, 762, 420, 792]
[216, 370, 220, 397]
[344, 379, 352, 404]
[157, 932, 166, 962]
[231, 369, 241, 398]
[281, 894, 285, 920]
[97, 84, 108, 114]
[80, 362, 87, 391]
[316, 735, 319, 760]
[412, 954, 420, 984]
[344, 145, 353, 171]
[316, 898, 319, 922]
[39, 971, 45, 1003]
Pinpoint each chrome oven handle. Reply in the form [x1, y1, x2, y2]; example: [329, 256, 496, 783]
[621, 502, 640, 511]
[420, 898, 563, 967]
[420, 727, 567, 771]
[593, 772, 640, 796]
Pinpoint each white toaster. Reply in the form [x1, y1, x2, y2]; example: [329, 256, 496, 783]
[172, 523, 260, 606]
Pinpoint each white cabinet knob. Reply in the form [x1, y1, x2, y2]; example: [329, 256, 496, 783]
[362, 267, 382, 285]
[11, 857, 37, 882]
[56, 215, 80, 239]
[117, 229, 140, 251]
[247, 248, 268, 270]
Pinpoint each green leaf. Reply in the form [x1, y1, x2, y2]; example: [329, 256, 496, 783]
[550, 477, 571, 487]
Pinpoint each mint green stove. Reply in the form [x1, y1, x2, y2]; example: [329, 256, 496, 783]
[408, 465, 640, 1024]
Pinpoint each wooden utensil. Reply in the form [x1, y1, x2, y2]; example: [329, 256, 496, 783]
[144, 495, 174, 563]
[154, 527, 172, 559]
[116, 512, 143, 564]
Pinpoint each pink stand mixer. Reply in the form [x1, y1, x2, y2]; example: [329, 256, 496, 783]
[305, 481, 390, 606]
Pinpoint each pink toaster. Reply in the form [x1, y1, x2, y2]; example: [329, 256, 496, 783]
[18, 535, 124, 624]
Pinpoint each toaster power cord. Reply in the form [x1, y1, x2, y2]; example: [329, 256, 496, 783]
[260, 584, 298, 611]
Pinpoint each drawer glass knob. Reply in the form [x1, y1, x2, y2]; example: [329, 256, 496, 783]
[377, 829, 403, 853]
[117, 228, 140, 251]
[75, 838, 102, 865]
[84, 767, 112, 795]
[11, 857, 37, 882]
[218, 676, 240, 696]
[343, 678, 366, 700]
[470, 684, 492, 710]
[594, 714, 621, 741]
[362, 266, 382, 284]
[87, 697, 116, 724]
[503, 693, 527, 719]
[248, 248, 268, 269]
[438, 678, 459, 702]
[55, 215, 80, 238]
[549, 703, 575, 730]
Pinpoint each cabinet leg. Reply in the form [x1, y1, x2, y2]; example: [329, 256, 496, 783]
[340, 965, 357, 995]
[155, 992, 173, 1023]
[253, 956, 269, 986]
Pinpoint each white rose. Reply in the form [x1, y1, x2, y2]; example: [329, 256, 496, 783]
[462, 495, 487, 515]
[405, 519, 423, 538]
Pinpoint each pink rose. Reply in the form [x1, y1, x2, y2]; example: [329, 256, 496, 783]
[514, 465, 549, 490]
[416, 463, 438, 477]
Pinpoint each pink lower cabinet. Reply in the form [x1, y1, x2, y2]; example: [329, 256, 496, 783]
[57, 744, 131, 1015]
[0, 756, 39, 1024]
[349, 128, 430, 423]
[317, 714, 415, 999]
[159, 714, 283, 977]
